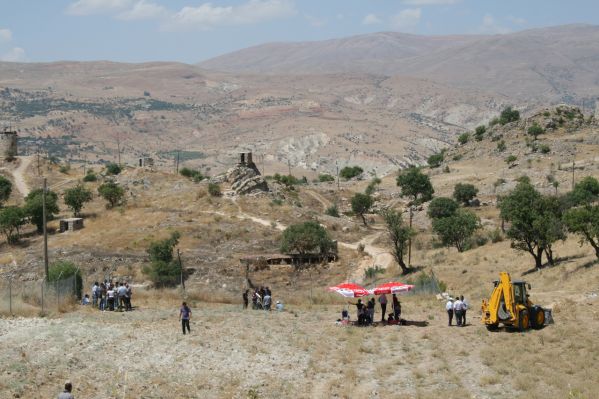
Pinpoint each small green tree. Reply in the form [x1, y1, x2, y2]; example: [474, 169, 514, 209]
[280, 221, 333, 255]
[396, 167, 434, 205]
[567, 176, 599, 207]
[143, 231, 182, 287]
[527, 123, 544, 140]
[427, 197, 459, 219]
[458, 132, 470, 145]
[63, 184, 93, 216]
[0, 206, 25, 244]
[0, 176, 12, 206]
[83, 170, 98, 182]
[318, 174, 335, 182]
[98, 181, 125, 208]
[380, 209, 414, 274]
[24, 189, 60, 233]
[351, 193, 373, 226]
[48, 260, 83, 299]
[453, 183, 479, 206]
[340, 166, 364, 180]
[499, 106, 520, 125]
[474, 125, 486, 141]
[427, 152, 444, 168]
[106, 163, 122, 175]
[564, 205, 599, 259]
[432, 209, 480, 252]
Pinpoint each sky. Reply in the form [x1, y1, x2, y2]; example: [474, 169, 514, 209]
[0, 0, 598, 64]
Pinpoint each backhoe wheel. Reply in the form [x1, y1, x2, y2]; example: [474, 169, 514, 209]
[530, 306, 545, 329]
[518, 309, 530, 331]
[486, 323, 499, 332]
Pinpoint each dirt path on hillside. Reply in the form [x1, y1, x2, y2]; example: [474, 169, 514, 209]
[218, 198, 394, 282]
[304, 189, 332, 211]
[6, 156, 32, 197]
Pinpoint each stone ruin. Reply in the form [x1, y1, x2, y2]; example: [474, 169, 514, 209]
[223, 152, 269, 195]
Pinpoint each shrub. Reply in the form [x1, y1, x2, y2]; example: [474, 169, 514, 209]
[98, 181, 125, 208]
[365, 177, 381, 196]
[494, 178, 506, 188]
[48, 261, 83, 299]
[340, 166, 363, 180]
[83, 170, 97, 182]
[474, 125, 486, 141]
[487, 228, 504, 243]
[0, 175, 12, 206]
[496, 140, 507, 152]
[427, 152, 444, 168]
[489, 117, 500, 127]
[458, 132, 470, 145]
[106, 163, 122, 175]
[453, 183, 479, 206]
[208, 183, 221, 197]
[505, 155, 517, 165]
[539, 144, 551, 154]
[143, 231, 182, 287]
[452, 154, 462, 161]
[325, 204, 340, 217]
[59, 164, 71, 174]
[499, 106, 520, 125]
[273, 173, 302, 186]
[271, 198, 283, 206]
[527, 123, 544, 140]
[364, 265, 385, 279]
[318, 174, 335, 182]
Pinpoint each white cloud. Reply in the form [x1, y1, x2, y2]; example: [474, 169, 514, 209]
[362, 13, 382, 26]
[401, 0, 460, 5]
[0, 28, 12, 43]
[1, 47, 26, 62]
[480, 13, 511, 34]
[66, 0, 134, 16]
[390, 8, 421, 32]
[117, 1, 166, 20]
[507, 15, 527, 26]
[164, 0, 296, 31]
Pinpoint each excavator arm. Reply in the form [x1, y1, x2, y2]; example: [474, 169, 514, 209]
[482, 272, 517, 325]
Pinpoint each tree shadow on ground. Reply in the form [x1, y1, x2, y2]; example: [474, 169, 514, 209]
[522, 253, 587, 276]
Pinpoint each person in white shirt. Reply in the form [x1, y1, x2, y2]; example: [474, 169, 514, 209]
[446, 298, 454, 326]
[378, 294, 388, 322]
[453, 297, 464, 326]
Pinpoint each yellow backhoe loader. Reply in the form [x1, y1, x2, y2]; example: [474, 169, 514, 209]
[481, 272, 549, 331]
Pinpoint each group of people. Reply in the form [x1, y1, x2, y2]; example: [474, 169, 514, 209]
[86, 281, 133, 312]
[345, 293, 403, 326]
[446, 295, 468, 326]
[244, 286, 282, 311]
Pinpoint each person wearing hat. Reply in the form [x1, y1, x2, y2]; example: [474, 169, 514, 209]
[446, 297, 455, 326]
[58, 381, 74, 399]
[275, 300, 284, 312]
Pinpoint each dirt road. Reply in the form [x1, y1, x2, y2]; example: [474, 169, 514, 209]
[11, 156, 32, 197]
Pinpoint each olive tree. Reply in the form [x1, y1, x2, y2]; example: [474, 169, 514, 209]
[64, 183, 93, 216]
[380, 209, 414, 275]
[351, 193, 373, 226]
[432, 209, 480, 252]
[280, 221, 334, 256]
[396, 167, 434, 205]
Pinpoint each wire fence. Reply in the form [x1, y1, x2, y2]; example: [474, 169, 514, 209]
[0, 275, 79, 316]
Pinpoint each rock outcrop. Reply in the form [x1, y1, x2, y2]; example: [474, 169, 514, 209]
[225, 162, 269, 195]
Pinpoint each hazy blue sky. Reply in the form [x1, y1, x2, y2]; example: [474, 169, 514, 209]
[1, 0, 598, 63]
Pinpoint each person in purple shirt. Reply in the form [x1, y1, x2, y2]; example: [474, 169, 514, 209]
[179, 302, 192, 335]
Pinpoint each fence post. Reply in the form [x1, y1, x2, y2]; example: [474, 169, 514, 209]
[9, 279, 12, 316]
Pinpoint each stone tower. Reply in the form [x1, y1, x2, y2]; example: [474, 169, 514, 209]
[0, 129, 18, 160]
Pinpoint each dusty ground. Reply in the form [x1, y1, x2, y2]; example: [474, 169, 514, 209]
[1, 283, 598, 399]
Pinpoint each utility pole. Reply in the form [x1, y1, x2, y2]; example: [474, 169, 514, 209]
[36, 146, 41, 176]
[42, 178, 49, 282]
[336, 161, 340, 191]
[175, 150, 180, 174]
[408, 206, 414, 267]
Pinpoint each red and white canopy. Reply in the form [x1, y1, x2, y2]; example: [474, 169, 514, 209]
[328, 283, 370, 298]
[370, 282, 414, 296]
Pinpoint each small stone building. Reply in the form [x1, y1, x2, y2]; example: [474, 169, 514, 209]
[0, 129, 17, 159]
[139, 157, 154, 167]
[59, 218, 84, 233]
